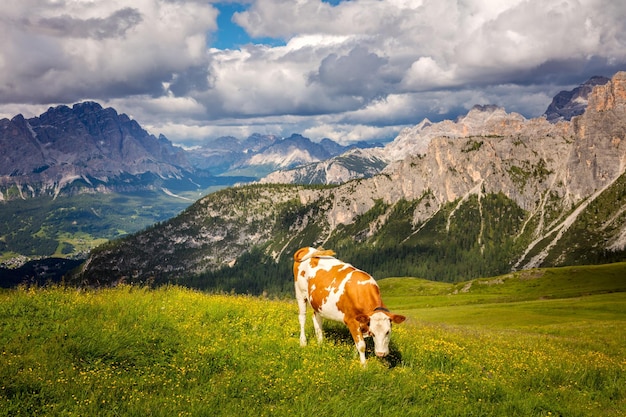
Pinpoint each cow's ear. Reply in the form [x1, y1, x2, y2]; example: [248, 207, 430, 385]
[355, 314, 370, 324]
[391, 314, 406, 324]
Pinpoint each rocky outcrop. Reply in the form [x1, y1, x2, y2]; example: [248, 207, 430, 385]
[568, 71, 626, 199]
[383, 105, 528, 162]
[544, 76, 610, 122]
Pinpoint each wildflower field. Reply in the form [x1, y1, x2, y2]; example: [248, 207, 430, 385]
[1, 262, 625, 416]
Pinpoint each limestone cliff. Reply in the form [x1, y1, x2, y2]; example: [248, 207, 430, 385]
[314, 72, 626, 269]
[356, 73, 623, 207]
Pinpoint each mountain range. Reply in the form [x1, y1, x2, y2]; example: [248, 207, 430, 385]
[75, 72, 626, 291]
[0, 103, 377, 202]
[188, 133, 382, 178]
[261, 76, 613, 185]
[2, 74, 607, 202]
[0, 102, 377, 267]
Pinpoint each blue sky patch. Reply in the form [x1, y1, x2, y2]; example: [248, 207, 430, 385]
[211, 2, 285, 50]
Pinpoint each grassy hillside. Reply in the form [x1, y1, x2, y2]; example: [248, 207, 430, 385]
[379, 262, 626, 308]
[78, 173, 626, 288]
[1, 264, 625, 416]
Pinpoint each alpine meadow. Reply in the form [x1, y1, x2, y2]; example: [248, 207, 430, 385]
[1, 262, 625, 416]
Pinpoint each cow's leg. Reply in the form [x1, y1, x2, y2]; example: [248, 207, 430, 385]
[297, 296, 308, 347]
[312, 311, 324, 344]
[347, 323, 367, 365]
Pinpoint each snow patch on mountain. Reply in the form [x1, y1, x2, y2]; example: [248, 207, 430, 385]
[247, 148, 317, 168]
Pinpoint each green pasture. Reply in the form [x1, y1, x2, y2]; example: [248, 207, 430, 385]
[1, 263, 625, 416]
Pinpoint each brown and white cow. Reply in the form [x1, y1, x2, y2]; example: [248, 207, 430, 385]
[294, 247, 406, 365]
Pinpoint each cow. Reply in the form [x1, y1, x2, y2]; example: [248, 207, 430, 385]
[293, 246, 406, 365]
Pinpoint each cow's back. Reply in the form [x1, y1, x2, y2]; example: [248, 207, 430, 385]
[297, 252, 381, 321]
[295, 254, 346, 300]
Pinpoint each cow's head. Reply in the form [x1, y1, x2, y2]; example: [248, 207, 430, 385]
[356, 309, 406, 358]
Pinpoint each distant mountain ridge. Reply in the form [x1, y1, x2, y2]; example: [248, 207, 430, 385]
[1, 102, 378, 202]
[188, 133, 383, 178]
[1, 75, 609, 202]
[259, 147, 388, 185]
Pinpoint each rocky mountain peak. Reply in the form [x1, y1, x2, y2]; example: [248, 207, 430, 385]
[544, 75, 610, 122]
[241, 134, 330, 170]
[242, 133, 278, 153]
[383, 104, 527, 163]
[0, 101, 192, 200]
[415, 118, 432, 130]
[73, 101, 104, 113]
[587, 71, 626, 112]
[463, 104, 504, 116]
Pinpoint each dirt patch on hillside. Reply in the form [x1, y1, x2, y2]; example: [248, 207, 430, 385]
[517, 270, 545, 280]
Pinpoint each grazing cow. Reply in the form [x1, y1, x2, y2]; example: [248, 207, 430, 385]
[294, 247, 406, 365]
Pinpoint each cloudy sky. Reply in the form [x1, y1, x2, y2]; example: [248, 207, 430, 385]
[1, 0, 625, 146]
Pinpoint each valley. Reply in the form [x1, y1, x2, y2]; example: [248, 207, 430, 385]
[0, 184, 232, 265]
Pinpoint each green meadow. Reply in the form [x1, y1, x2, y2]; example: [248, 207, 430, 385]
[1, 263, 625, 416]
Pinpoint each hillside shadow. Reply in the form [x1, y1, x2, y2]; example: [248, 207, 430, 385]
[322, 322, 403, 368]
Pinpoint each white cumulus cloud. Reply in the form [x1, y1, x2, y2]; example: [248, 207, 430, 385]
[0, 0, 625, 146]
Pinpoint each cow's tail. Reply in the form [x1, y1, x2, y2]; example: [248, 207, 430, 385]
[294, 247, 336, 263]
